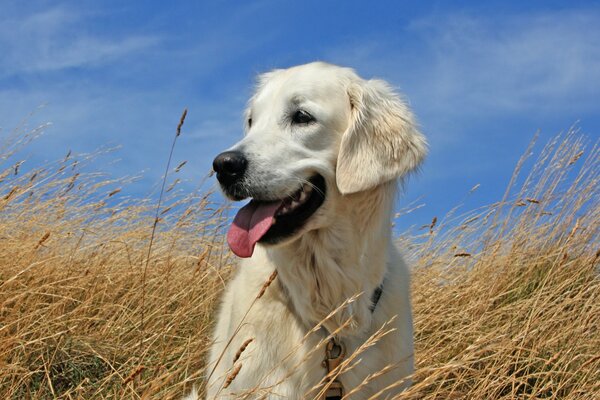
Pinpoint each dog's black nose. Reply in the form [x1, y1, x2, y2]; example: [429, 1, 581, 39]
[213, 151, 248, 185]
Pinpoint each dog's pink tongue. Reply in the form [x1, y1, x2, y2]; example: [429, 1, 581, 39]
[227, 200, 281, 258]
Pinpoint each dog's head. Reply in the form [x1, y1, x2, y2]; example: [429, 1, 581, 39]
[213, 62, 427, 257]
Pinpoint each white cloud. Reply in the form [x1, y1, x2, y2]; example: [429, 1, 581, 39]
[0, 6, 159, 75]
[411, 10, 600, 113]
[327, 9, 600, 116]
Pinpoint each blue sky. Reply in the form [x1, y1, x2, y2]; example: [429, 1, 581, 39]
[1, 0, 599, 230]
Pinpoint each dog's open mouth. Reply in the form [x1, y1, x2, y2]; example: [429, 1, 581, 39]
[227, 174, 326, 258]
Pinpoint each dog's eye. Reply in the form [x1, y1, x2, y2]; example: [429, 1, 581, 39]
[247, 118, 252, 128]
[291, 110, 315, 125]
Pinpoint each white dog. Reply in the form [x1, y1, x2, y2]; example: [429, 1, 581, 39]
[195, 62, 426, 399]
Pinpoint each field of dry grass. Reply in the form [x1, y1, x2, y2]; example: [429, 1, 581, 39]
[0, 121, 598, 399]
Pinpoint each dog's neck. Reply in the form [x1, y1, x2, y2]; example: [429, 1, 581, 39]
[267, 181, 397, 337]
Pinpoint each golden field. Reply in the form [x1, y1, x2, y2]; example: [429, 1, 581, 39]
[0, 122, 598, 399]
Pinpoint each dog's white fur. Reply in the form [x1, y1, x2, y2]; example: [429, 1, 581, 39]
[193, 62, 426, 399]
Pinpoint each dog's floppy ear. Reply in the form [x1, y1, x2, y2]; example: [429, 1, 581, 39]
[336, 79, 427, 195]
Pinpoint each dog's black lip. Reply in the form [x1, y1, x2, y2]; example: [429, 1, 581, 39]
[258, 174, 326, 245]
[222, 183, 251, 201]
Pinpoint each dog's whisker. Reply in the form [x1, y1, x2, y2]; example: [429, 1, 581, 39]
[289, 176, 326, 197]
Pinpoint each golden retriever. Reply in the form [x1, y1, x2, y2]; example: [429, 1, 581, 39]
[191, 61, 426, 399]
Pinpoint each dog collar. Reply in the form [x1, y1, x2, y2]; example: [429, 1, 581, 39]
[321, 283, 384, 399]
[369, 284, 383, 313]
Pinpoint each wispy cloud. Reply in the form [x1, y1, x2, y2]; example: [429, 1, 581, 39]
[328, 9, 600, 116]
[410, 10, 600, 114]
[0, 6, 159, 75]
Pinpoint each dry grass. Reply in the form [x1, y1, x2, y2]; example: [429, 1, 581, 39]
[0, 121, 598, 399]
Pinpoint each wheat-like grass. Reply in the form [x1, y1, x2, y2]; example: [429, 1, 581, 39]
[0, 120, 597, 399]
